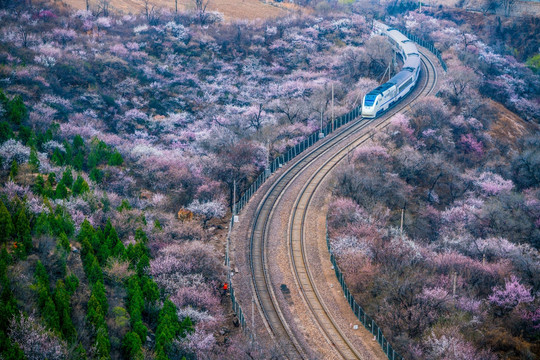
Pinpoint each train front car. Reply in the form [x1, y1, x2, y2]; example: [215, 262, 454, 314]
[361, 92, 380, 118]
[361, 25, 421, 119]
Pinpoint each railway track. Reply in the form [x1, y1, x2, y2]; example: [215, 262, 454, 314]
[249, 50, 438, 359]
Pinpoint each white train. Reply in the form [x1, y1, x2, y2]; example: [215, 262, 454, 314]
[361, 24, 421, 118]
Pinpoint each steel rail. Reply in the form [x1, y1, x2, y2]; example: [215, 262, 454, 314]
[249, 50, 437, 359]
[287, 51, 437, 360]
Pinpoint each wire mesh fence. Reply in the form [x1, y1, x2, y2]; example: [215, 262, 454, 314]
[326, 227, 404, 360]
[225, 216, 253, 338]
[235, 105, 363, 214]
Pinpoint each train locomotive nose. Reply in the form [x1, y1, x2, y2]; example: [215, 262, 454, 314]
[361, 107, 376, 118]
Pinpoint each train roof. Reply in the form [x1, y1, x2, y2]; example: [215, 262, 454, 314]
[366, 21, 421, 97]
[401, 42, 418, 56]
[367, 82, 395, 96]
[404, 54, 421, 69]
[387, 29, 409, 44]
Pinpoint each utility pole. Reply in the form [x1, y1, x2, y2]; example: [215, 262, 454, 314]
[319, 108, 324, 139]
[232, 179, 236, 216]
[265, 141, 271, 177]
[331, 83, 335, 132]
[252, 297, 255, 329]
[400, 208, 404, 235]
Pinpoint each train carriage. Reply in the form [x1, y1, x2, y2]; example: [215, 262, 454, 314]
[362, 25, 421, 118]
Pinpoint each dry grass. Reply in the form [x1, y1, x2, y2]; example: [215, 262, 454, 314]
[61, 0, 296, 20]
[488, 100, 537, 149]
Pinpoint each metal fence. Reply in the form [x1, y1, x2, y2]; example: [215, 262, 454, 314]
[225, 216, 252, 336]
[224, 28, 448, 345]
[326, 228, 404, 360]
[235, 106, 363, 214]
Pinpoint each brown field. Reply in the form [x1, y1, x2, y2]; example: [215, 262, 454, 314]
[61, 0, 297, 20]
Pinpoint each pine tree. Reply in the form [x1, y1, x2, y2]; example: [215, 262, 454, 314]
[132, 320, 148, 345]
[92, 281, 108, 316]
[34, 261, 50, 308]
[73, 152, 84, 171]
[86, 292, 105, 328]
[127, 276, 144, 324]
[116, 199, 131, 212]
[43, 295, 60, 332]
[112, 240, 126, 259]
[122, 331, 144, 360]
[136, 254, 149, 277]
[77, 220, 95, 244]
[0, 121, 13, 142]
[73, 135, 84, 150]
[106, 227, 119, 250]
[61, 168, 73, 188]
[7, 96, 26, 124]
[8, 160, 17, 180]
[54, 280, 76, 341]
[59, 232, 70, 252]
[141, 276, 160, 304]
[47, 172, 56, 186]
[89, 167, 103, 184]
[155, 299, 190, 358]
[96, 239, 111, 265]
[0, 246, 10, 276]
[33, 174, 45, 195]
[51, 148, 65, 166]
[29, 147, 40, 172]
[135, 228, 148, 244]
[94, 326, 110, 359]
[88, 257, 104, 285]
[55, 181, 68, 199]
[103, 219, 113, 240]
[108, 151, 123, 166]
[6, 96, 27, 125]
[65, 273, 79, 295]
[14, 209, 31, 254]
[0, 201, 13, 244]
[33, 212, 50, 235]
[72, 176, 89, 195]
[62, 140, 73, 163]
[87, 151, 98, 169]
[180, 316, 194, 336]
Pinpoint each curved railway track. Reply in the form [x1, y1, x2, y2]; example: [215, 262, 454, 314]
[249, 50, 438, 359]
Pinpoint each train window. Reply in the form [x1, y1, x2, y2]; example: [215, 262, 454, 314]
[364, 94, 377, 106]
[399, 77, 413, 93]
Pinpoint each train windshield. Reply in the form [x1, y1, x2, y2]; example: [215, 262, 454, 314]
[364, 94, 377, 106]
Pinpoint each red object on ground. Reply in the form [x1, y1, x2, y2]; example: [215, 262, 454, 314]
[223, 283, 228, 290]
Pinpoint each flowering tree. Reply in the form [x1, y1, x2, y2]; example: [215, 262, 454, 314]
[489, 275, 534, 310]
[186, 199, 226, 225]
[9, 313, 68, 360]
